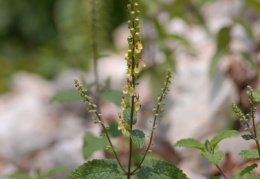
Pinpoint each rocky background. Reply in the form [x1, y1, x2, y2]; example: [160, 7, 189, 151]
[0, 0, 260, 178]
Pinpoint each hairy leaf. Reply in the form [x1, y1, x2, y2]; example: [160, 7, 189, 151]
[242, 134, 254, 141]
[174, 138, 204, 150]
[98, 90, 122, 107]
[82, 132, 108, 160]
[239, 149, 260, 159]
[129, 129, 145, 148]
[123, 109, 137, 125]
[200, 147, 224, 165]
[107, 122, 122, 138]
[68, 159, 123, 179]
[8, 172, 33, 179]
[51, 89, 81, 102]
[210, 130, 239, 147]
[234, 164, 258, 179]
[136, 159, 188, 179]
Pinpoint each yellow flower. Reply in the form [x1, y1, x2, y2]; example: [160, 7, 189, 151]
[121, 98, 127, 110]
[118, 119, 127, 135]
[127, 69, 132, 76]
[129, 86, 135, 96]
[135, 100, 140, 111]
[122, 84, 129, 94]
[135, 42, 143, 54]
[140, 60, 146, 67]
[134, 66, 139, 74]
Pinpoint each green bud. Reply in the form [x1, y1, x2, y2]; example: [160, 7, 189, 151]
[131, 11, 136, 18]
[134, 18, 139, 26]
[127, 20, 133, 28]
[136, 26, 141, 32]
[127, 4, 131, 11]
[130, 28, 135, 36]
[127, 36, 133, 43]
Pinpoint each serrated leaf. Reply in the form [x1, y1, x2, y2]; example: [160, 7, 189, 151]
[123, 109, 137, 125]
[136, 159, 188, 179]
[39, 166, 70, 179]
[246, 174, 260, 179]
[98, 90, 122, 106]
[51, 89, 81, 102]
[8, 172, 33, 179]
[82, 132, 108, 160]
[210, 130, 239, 147]
[239, 149, 260, 159]
[234, 164, 258, 179]
[253, 90, 260, 102]
[68, 159, 124, 179]
[174, 138, 205, 150]
[107, 122, 122, 138]
[129, 130, 145, 148]
[242, 134, 254, 141]
[200, 146, 224, 165]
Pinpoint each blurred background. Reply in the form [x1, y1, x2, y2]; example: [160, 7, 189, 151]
[0, 0, 260, 178]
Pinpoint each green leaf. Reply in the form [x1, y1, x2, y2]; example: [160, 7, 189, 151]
[234, 164, 258, 179]
[200, 146, 224, 165]
[98, 90, 122, 107]
[208, 177, 220, 179]
[82, 132, 108, 160]
[136, 159, 188, 179]
[8, 172, 33, 179]
[123, 109, 137, 125]
[242, 134, 254, 141]
[247, 0, 260, 16]
[107, 122, 122, 138]
[174, 138, 205, 151]
[246, 174, 260, 179]
[217, 26, 231, 51]
[253, 90, 260, 102]
[68, 159, 124, 179]
[129, 129, 145, 148]
[239, 149, 260, 159]
[209, 49, 225, 75]
[167, 34, 192, 48]
[51, 89, 81, 102]
[39, 166, 70, 179]
[210, 130, 239, 147]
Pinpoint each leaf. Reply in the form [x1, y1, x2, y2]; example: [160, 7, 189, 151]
[253, 90, 260, 102]
[246, 174, 260, 179]
[107, 122, 122, 138]
[209, 49, 225, 75]
[51, 89, 81, 102]
[167, 34, 192, 48]
[242, 134, 254, 141]
[39, 166, 70, 179]
[82, 132, 108, 160]
[129, 130, 145, 148]
[208, 177, 220, 179]
[174, 138, 205, 151]
[8, 172, 33, 179]
[68, 159, 124, 179]
[123, 109, 137, 125]
[200, 146, 224, 165]
[136, 159, 188, 179]
[234, 164, 258, 179]
[98, 90, 122, 107]
[246, 0, 260, 16]
[217, 26, 231, 51]
[210, 130, 239, 147]
[239, 149, 260, 159]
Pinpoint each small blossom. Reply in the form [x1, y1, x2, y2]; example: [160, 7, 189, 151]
[140, 60, 146, 67]
[135, 100, 140, 111]
[122, 84, 129, 94]
[135, 42, 143, 54]
[121, 98, 128, 110]
[127, 68, 132, 76]
[129, 86, 135, 96]
[118, 119, 127, 135]
[134, 66, 139, 74]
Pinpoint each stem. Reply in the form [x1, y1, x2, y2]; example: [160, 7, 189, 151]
[91, 0, 100, 109]
[216, 164, 227, 179]
[131, 74, 171, 174]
